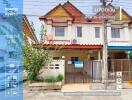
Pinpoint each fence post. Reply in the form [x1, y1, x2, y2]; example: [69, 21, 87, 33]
[129, 59, 131, 81]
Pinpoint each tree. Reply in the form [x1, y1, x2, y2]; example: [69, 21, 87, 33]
[23, 41, 52, 82]
[23, 23, 52, 82]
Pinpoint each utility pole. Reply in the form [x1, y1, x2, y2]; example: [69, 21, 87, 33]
[100, 0, 108, 84]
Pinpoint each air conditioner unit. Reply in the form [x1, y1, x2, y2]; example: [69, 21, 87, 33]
[72, 39, 77, 44]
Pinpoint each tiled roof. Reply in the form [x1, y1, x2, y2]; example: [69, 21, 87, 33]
[63, 1, 88, 23]
[39, 1, 89, 24]
[39, 1, 132, 24]
[33, 44, 103, 49]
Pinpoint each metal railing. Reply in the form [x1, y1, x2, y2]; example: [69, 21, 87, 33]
[65, 59, 132, 84]
[108, 59, 132, 82]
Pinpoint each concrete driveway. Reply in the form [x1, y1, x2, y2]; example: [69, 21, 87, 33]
[24, 88, 132, 100]
[24, 82, 132, 100]
[61, 83, 90, 92]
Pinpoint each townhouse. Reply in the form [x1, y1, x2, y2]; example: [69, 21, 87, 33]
[37, 1, 132, 83]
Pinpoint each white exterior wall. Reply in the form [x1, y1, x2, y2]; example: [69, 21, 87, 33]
[71, 24, 103, 45]
[38, 60, 65, 82]
[45, 23, 103, 45]
[130, 27, 132, 45]
[44, 22, 131, 46]
[108, 23, 131, 46]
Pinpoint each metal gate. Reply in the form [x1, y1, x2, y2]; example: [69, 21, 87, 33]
[108, 59, 132, 82]
[65, 60, 102, 84]
[65, 59, 132, 84]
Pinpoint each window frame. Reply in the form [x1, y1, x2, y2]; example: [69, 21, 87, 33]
[111, 27, 120, 38]
[55, 27, 65, 37]
[76, 26, 82, 38]
[95, 27, 100, 38]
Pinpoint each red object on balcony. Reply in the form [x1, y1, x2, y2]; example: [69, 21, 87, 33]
[46, 35, 53, 41]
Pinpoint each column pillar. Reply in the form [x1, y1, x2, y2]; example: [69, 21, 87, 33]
[67, 21, 72, 43]
[107, 23, 111, 45]
[47, 20, 52, 35]
[124, 23, 129, 41]
[98, 51, 101, 60]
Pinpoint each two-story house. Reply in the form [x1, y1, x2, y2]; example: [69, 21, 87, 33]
[38, 1, 132, 83]
[107, 9, 132, 59]
[39, 1, 103, 59]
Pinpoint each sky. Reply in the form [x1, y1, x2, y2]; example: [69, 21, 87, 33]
[23, 0, 132, 42]
[1, 0, 132, 41]
[23, 0, 132, 16]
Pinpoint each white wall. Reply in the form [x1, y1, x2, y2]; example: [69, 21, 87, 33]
[45, 23, 103, 45]
[108, 23, 131, 46]
[38, 60, 65, 82]
[130, 27, 132, 45]
[44, 22, 131, 46]
[71, 24, 103, 45]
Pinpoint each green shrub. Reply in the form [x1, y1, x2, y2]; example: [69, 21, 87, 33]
[44, 76, 57, 83]
[44, 74, 63, 83]
[23, 44, 52, 82]
[56, 74, 63, 82]
[129, 51, 132, 59]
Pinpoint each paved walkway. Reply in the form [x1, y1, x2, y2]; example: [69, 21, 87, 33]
[24, 89, 132, 100]
[24, 83, 132, 100]
[61, 83, 90, 92]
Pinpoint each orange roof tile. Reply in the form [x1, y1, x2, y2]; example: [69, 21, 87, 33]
[33, 44, 103, 50]
[63, 1, 88, 23]
[39, 1, 132, 24]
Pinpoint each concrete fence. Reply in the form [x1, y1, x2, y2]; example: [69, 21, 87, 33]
[38, 60, 65, 80]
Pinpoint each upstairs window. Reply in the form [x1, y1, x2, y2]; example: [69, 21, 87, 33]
[77, 27, 82, 37]
[111, 28, 120, 38]
[55, 27, 65, 37]
[95, 27, 100, 38]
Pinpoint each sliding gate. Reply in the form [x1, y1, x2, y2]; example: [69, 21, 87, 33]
[65, 60, 102, 84]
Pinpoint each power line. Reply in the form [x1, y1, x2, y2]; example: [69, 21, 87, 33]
[1, 0, 132, 15]
[1, 1, 132, 8]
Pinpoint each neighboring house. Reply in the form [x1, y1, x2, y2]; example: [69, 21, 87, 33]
[129, 20, 132, 47]
[38, 1, 132, 84]
[106, 8, 132, 59]
[23, 15, 39, 44]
